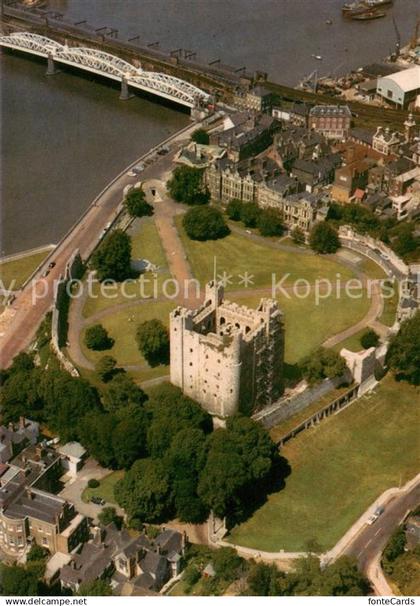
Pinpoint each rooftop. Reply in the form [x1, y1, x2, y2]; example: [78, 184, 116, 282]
[380, 66, 420, 93]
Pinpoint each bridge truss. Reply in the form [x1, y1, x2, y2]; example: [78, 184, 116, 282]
[0, 32, 210, 108]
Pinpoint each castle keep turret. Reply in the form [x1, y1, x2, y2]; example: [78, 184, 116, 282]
[170, 282, 284, 417]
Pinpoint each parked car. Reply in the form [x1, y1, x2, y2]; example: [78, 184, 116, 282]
[48, 261, 56, 269]
[91, 496, 105, 506]
[367, 506, 385, 525]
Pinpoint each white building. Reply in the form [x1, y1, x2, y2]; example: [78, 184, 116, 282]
[377, 66, 420, 108]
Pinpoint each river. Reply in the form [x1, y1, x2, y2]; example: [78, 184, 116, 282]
[2, 0, 418, 255]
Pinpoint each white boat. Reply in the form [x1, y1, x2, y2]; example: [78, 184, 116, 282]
[312, 54, 323, 60]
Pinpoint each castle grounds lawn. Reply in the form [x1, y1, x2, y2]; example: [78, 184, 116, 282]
[83, 217, 171, 318]
[0, 250, 50, 290]
[81, 470, 125, 504]
[232, 292, 370, 364]
[228, 375, 420, 553]
[332, 328, 368, 354]
[176, 217, 357, 290]
[81, 299, 175, 379]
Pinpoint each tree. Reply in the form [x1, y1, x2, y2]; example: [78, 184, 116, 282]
[95, 356, 118, 382]
[26, 544, 48, 563]
[111, 404, 149, 468]
[114, 458, 173, 522]
[0, 563, 39, 596]
[136, 319, 170, 367]
[360, 329, 379, 350]
[167, 166, 210, 205]
[124, 188, 154, 218]
[382, 526, 406, 574]
[183, 206, 230, 241]
[91, 229, 132, 281]
[386, 312, 420, 385]
[9, 352, 35, 373]
[98, 506, 123, 529]
[257, 208, 284, 237]
[309, 222, 340, 254]
[103, 373, 148, 411]
[212, 547, 243, 581]
[226, 198, 243, 221]
[0, 368, 43, 423]
[301, 348, 347, 385]
[240, 202, 261, 228]
[77, 579, 112, 596]
[198, 416, 281, 519]
[88, 478, 100, 488]
[291, 227, 305, 245]
[84, 324, 113, 351]
[191, 128, 209, 145]
[248, 562, 281, 596]
[78, 412, 118, 468]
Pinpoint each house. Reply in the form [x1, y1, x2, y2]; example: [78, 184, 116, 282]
[0, 443, 89, 556]
[309, 105, 352, 139]
[356, 79, 378, 102]
[0, 418, 39, 464]
[377, 65, 420, 108]
[372, 127, 402, 156]
[291, 154, 340, 193]
[289, 102, 312, 127]
[58, 442, 87, 478]
[233, 86, 273, 113]
[209, 113, 277, 162]
[348, 127, 375, 149]
[203, 563, 216, 579]
[60, 524, 185, 595]
[331, 158, 373, 203]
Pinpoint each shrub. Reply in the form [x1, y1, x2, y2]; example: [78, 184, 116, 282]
[88, 478, 100, 489]
[240, 202, 261, 228]
[257, 208, 284, 237]
[191, 128, 209, 145]
[226, 198, 243, 221]
[309, 222, 340, 254]
[124, 189, 153, 218]
[360, 329, 379, 350]
[291, 227, 305, 245]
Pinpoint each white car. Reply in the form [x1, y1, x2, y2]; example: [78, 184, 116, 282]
[367, 506, 385, 525]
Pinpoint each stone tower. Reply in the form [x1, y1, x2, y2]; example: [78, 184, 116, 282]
[404, 113, 416, 143]
[170, 282, 284, 418]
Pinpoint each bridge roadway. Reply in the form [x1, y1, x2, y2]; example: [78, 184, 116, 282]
[0, 121, 199, 369]
[1, 1, 413, 129]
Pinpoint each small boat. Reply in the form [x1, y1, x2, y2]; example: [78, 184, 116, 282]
[365, 0, 393, 7]
[352, 9, 386, 19]
[312, 54, 323, 60]
[325, 19, 333, 25]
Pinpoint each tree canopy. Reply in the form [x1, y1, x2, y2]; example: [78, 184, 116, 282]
[240, 202, 261, 228]
[167, 166, 210, 205]
[301, 348, 347, 385]
[91, 229, 132, 281]
[360, 329, 379, 350]
[191, 128, 210, 145]
[226, 198, 243, 221]
[124, 188, 154, 218]
[84, 324, 113, 351]
[309, 222, 340, 254]
[183, 205, 230, 241]
[136, 319, 170, 367]
[257, 208, 284, 237]
[386, 312, 420, 385]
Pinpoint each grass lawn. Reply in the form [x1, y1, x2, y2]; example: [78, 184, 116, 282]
[177, 217, 357, 290]
[333, 328, 368, 354]
[81, 470, 125, 504]
[83, 217, 171, 318]
[233, 292, 370, 364]
[81, 299, 175, 376]
[0, 250, 50, 290]
[229, 375, 420, 553]
[380, 286, 399, 327]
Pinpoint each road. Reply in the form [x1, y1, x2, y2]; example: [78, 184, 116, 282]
[342, 480, 420, 593]
[0, 122, 197, 369]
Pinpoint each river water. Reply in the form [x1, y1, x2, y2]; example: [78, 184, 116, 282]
[2, 0, 418, 255]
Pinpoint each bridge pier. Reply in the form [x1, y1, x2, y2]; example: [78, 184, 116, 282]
[120, 77, 133, 101]
[46, 54, 59, 76]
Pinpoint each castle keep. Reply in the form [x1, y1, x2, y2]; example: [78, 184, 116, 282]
[170, 282, 284, 417]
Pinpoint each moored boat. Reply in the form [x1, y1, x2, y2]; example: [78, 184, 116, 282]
[351, 9, 387, 19]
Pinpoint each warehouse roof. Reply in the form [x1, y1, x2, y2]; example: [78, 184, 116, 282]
[380, 66, 420, 93]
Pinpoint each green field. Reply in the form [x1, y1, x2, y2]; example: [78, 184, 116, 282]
[0, 250, 50, 290]
[81, 470, 125, 504]
[229, 375, 420, 552]
[83, 217, 171, 318]
[177, 217, 357, 290]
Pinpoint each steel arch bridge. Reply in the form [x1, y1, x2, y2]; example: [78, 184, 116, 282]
[0, 32, 210, 108]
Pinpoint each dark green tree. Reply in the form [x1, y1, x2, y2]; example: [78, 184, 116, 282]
[84, 324, 113, 351]
[309, 222, 340, 254]
[240, 202, 261, 228]
[382, 526, 407, 574]
[98, 506, 123, 529]
[226, 198, 243, 221]
[95, 355, 118, 383]
[136, 319, 170, 367]
[103, 373, 148, 411]
[91, 229, 132, 281]
[124, 188, 153, 218]
[257, 208, 284, 237]
[0, 563, 39, 596]
[183, 206, 230, 241]
[78, 411, 118, 468]
[0, 368, 43, 423]
[114, 458, 173, 522]
[386, 312, 420, 385]
[111, 404, 149, 468]
[248, 562, 281, 596]
[300, 348, 347, 385]
[167, 166, 210, 205]
[191, 128, 210, 145]
[360, 329, 379, 350]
